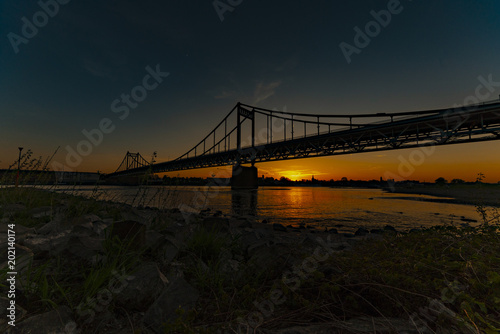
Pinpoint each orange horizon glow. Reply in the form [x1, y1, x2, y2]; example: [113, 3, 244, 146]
[2, 141, 499, 183]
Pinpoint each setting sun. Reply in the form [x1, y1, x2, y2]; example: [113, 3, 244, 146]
[280, 170, 313, 181]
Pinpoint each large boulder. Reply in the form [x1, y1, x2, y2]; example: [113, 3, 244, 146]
[29, 206, 53, 219]
[9, 306, 75, 334]
[273, 223, 287, 232]
[22, 232, 72, 259]
[355, 227, 369, 236]
[143, 278, 199, 333]
[202, 217, 230, 233]
[65, 235, 104, 262]
[156, 239, 180, 267]
[35, 213, 67, 235]
[105, 220, 146, 250]
[1, 203, 27, 217]
[115, 262, 166, 310]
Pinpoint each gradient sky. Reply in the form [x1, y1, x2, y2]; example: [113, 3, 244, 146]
[1, 0, 500, 182]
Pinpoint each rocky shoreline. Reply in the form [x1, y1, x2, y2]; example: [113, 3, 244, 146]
[1, 188, 496, 333]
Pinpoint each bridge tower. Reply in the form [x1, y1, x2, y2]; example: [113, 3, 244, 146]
[233, 103, 258, 189]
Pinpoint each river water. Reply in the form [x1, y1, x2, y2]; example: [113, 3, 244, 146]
[52, 185, 483, 233]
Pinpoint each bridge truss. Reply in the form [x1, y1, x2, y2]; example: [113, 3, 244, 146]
[113, 151, 150, 174]
[107, 100, 500, 177]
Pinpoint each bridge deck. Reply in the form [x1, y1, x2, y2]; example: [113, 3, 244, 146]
[106, 101, 500, 177]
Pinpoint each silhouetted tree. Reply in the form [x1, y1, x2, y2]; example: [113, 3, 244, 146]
[435, 177, 447, 185]
[450, 178, 465, 184]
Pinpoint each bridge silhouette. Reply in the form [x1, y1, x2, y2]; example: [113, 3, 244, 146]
[106, 100, 500, 187]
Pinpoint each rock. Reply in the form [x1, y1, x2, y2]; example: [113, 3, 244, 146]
[273, 223, 287, 232]
[29, 206, 53, 218]
[65, 235, 104, 262]
[262, 219, 269, 224]
[105, 220, 146, 249]
[71, 221, 98, 237]
[328, 228, 338, 234]
[116, 262, 166, 310]
[10, 224, 34, 235]
[157, 240, 180, 266]
[143, 278, 199, 333]
[343, 233, 355, 238]
[161, 224, 190, 247]
[355, 227, 369, 236]
[145, 230, 164, 251]
[384, 225, 397, 233]
[237, 229, 274, 256]
[301, 234, 348, 252]
[409, 228, 421, 233]
[36, 220, 63, 235]
[22, 232, 71, 258]
[119, 210, 146, 224]
[370, 228, 383, 234]
[11, 306, 75, 334]
[1, 203, 26, 216]
[92, 220, 110, 236]
[202, 217, 230, 233]
[238, 220, 253, 228]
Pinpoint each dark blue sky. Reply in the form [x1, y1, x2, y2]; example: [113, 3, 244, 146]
[1, 0, 500, 180]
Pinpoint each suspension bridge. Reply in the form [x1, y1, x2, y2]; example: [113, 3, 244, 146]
[105, 100, 500, 188]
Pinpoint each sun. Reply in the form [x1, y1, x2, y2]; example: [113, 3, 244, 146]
[281, 171, 308, 181]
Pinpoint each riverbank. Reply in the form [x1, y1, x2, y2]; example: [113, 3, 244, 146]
[388, 183, 500, 207]
[1, 187, 499, 333]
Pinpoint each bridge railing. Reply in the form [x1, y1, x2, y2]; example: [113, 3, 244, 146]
[112, 98, 500, 174]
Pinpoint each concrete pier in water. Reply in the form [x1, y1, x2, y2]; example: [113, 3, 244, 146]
[231, 165, 258, 190]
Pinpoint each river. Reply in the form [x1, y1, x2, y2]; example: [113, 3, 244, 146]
[50, 185, 483, 233]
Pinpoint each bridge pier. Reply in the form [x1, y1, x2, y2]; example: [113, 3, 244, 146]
[231, 165, 258, 190]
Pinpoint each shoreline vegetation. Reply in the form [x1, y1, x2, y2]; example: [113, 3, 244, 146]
[1, 155, 499, 332]
[1, 185, 499, 333]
